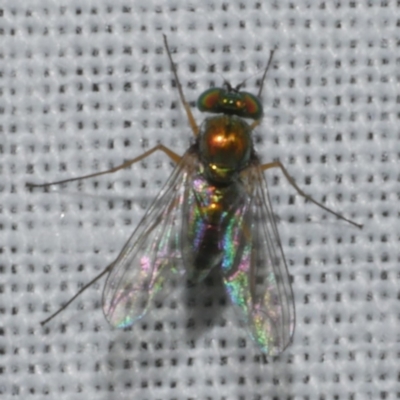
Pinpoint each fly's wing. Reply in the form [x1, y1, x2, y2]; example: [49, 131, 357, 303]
[102, 151, 197, 328]
[222, 162, 295, 356]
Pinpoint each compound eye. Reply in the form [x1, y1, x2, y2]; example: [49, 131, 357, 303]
[197, 88, 223, 112]
[241, 92, 263, 120]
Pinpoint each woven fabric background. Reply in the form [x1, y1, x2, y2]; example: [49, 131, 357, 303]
[1, 1, 398, 399]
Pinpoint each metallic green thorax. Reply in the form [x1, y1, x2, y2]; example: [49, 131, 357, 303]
[198, 115, 252, 184]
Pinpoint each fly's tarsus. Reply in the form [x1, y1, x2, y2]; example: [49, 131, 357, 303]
[261, 160, 363, 229]
[27, 144, 181, 189]
[40, 263, 114, 326]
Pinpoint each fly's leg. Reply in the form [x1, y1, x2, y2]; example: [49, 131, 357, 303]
[40, 262, 114, 326]
[30, 144, 180, 325]
[163, 34, 199, 136]
[261, 160, 363, 229]
[27, 144, 181, 188]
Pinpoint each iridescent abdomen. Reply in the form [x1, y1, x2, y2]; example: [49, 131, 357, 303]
[182, 171, 249, 283]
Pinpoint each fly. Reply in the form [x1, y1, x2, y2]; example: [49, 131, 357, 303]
[28, 35, 362, 355]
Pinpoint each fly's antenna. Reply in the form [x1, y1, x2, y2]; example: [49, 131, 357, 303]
[257, 49, 276, 98]
[194, 43, 276, 96]
[235, 73, 257, 92]
[195, 44, 228, 89]
[232, 48, 276, 96]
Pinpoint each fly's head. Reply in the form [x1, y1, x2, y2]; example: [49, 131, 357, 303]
[197, 83, 263, 120]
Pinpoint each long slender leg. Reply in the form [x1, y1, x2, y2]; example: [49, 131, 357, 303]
[262, 160, 363, 229]
[40, 262, 114, 325]
[163, 34, 199, 136]
[38, 37, 192, 325]
[38, 144, 181, 324]
[27, 144, 181, 188]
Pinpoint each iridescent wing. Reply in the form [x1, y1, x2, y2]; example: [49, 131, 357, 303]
[102, 150, 197, 328]
[221, 161, 295, 356]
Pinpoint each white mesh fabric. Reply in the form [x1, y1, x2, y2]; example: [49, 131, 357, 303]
[1, 1, 399, 399]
